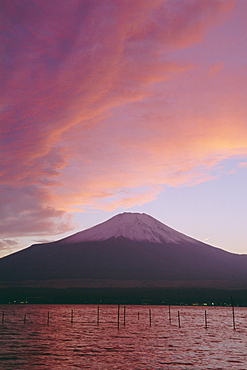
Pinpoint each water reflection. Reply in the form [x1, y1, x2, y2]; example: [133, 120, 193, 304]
[0, 305, 247, 369]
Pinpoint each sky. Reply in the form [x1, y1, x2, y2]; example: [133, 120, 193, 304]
[1, 0, 247, 258]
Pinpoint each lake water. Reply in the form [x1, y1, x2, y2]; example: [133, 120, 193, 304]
[0, 304, 247, 369]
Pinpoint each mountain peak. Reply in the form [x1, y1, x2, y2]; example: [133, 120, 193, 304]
[64, 212, 196, 244]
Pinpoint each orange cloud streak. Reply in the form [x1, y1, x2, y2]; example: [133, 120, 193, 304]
[1, 0, 245, 236]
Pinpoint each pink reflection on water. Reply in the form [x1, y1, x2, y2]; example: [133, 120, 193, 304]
[0, 305, 247, 369]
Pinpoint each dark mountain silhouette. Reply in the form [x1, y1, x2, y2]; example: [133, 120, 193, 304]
[0, 213, 247, 288]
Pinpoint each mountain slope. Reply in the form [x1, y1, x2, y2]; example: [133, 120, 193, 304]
[0, 212, 247, 287]
[63, 212, 198, 244]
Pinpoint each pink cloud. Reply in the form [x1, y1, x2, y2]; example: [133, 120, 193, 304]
[1, 0, 243, 238]
[0, 239, 18, 248]
[238, 162, 247, 168]
[209, 62, 224, 77]
[0, 185, 73, 237]
[0, 239, 19, 258]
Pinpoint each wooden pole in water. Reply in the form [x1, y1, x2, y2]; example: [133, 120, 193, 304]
[204, 310, 208, 329]
[123, 306, 126, 326]
[177, 311, 181, 328]
[71, 309, 74, 324]
[117, 305, 120, 329]
[149, 308, 152, 327]
[1, 311, 4, 324]
[168, 304, 171, 324]
[24, 313, 27, 324]
[231, 295, 236, 330]
[47, 311, 50, 326]
[97, 306, 100, 325]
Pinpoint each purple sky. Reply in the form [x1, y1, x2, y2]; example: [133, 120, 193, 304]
[1, 0, 247, 257]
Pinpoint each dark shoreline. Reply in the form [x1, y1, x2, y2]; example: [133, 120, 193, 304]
[1, 287, 247, 306]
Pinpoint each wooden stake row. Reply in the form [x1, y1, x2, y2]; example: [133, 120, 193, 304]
[1, 305, 237, 329]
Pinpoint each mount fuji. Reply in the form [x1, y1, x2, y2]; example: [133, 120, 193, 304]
[1, 212, 247, 289]
[63, 212, 198, 245]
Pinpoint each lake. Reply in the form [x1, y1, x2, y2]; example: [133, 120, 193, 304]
[0, 304, 247, 369]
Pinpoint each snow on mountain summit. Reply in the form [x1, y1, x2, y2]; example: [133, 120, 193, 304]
[65, 212, 197, 244]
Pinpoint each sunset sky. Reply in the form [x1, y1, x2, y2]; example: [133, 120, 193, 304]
[1, 0, 247, 258]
